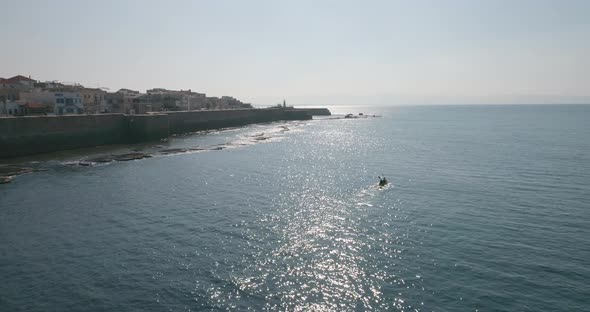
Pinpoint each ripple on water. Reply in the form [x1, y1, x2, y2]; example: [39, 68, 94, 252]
[2, 106, 589, 312]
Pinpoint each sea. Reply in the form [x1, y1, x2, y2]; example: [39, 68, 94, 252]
[0, 105, 589, 312]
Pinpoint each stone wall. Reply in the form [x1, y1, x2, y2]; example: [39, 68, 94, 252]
[0, 114, 126, 158]
[126, 114, 170, 143]
[0, 108, 315, 158]
[289, 108, 332, 116]
[165, 108, 311, 134]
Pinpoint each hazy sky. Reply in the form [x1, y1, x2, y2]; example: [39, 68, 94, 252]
[2, 0, 589, 105]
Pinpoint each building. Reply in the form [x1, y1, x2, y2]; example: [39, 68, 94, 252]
[104, 89, 142, 114]
[24, 81, 107, 114]
[1, 100, 51, 116]
[0, 75, 36, 111]
[33, 80, 67, 90]
[0, 87, 20, 103]
[217, 96, 252, 109]
[21, 101, 50, 115]
[3, 78, 86, 115]
[202, 96, 250, 110]
[54, 92, 84, 114]
[146, 88, 206, 111]
[204, 97, 220, 109]
[0, 100, 20, 116]
[182, 90, 206, 110]
[30, 82, 107, 114]
[0, 75, 36, 89]
[1, 75, 253, 114]
[20, 91, 84, 115]
[131, 94, 162, 114]
[104, 92, 124, 113]
[78, 88, 107, 114]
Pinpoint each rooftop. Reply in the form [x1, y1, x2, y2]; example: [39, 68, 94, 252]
[5, 75, 36, 83]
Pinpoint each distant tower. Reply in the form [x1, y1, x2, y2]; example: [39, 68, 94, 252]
[283, 99, 286, 108]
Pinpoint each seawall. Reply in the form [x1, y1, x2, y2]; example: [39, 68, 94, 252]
[289, 108, 331, 116]
[0, 114, 127, 158]
[0, 108, 321, 158]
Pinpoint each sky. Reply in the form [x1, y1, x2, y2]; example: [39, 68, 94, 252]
[1, 0, 589, 105]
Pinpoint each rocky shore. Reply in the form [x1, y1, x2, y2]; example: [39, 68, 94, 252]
[0, 164, 42, 184]
[0, 108, 321, 159]
[0, 122, 296, 184]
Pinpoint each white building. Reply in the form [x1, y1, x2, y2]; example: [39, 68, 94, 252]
[20, 91, 84, 115]
[0, 101, 21, 116]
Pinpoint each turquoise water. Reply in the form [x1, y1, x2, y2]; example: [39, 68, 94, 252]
[1, 105, 589, 311]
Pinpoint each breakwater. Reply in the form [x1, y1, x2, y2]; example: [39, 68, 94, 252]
[0, 108, 323, 158]
[290, 108, 331, 116]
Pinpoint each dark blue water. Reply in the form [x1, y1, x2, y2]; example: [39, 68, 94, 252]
[1, 105, 589, 311]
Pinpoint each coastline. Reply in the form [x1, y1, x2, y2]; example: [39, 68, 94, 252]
[0, 107, 329, 159]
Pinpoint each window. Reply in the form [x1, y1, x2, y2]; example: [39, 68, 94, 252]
[66, 108, 73, 113]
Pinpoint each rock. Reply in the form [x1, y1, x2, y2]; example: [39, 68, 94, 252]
[0, 164, 36, 185]
[159, 148, 188, 154]
[112, 152, 152, 161]
[86, 156, 114, 163]
[0, 164, 34, 177]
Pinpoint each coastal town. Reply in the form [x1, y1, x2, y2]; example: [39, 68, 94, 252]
[0, 74, 253, 116]
[0, 74, 331, 160]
